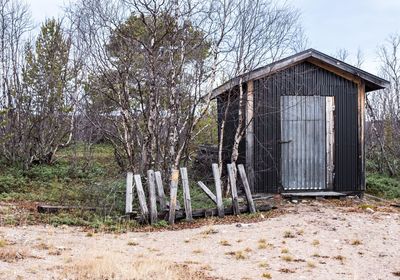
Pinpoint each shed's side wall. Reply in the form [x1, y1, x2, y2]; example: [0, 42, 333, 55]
[217, 86, 246, 170]
[253, 61, 360, 193]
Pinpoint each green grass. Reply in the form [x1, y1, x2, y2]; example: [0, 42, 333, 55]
[0, 142, 232, 229]
[366, 173, 400, 199]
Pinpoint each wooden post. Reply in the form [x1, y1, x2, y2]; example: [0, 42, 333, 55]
[227, 163, 240, 215]
[237, 164, 256, 213]
[125, 172, 133, 214]
[147, 170, 158, 224]
[245, 80, 255, 192]
[180, 167, 193, 221]
[168, 169, 179, 225]
[134, 174, 149, 223]
[197, 181, 217, 204]
[154, 171, 166, 210]
[211, 163, 224, 218]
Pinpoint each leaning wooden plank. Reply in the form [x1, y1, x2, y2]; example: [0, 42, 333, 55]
[125, 172, 134, 214]
[180, 167, 193, 221]
[211, 163, 224, 218]
[134, 174, 149, 223]
[227, 163, 240, 215]
[237, 164, 256, 213]
[154, 171, 166, 210]
[197, 181, 217, 204]
[147, 170, 158, 224]
[168, 169, 179, 225]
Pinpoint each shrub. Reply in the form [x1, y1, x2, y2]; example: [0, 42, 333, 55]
[366, 173, 400, 199]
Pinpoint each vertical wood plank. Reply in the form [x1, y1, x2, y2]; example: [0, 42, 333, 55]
[227, 163, 240, 215]
[180, 167, 193, 221]
[246, 80, 255, 192]
[154, 171, 166, 210]
[125, 172, 133, 214]
[211, 163, 224, 218]
[326, 96, 335, 189]
[197, 181, 217, 204]
[168, 169, 179, 225]
[237, 164, 256, 213]
[134, 174, 149, 223]
[147, 170, 158, 224]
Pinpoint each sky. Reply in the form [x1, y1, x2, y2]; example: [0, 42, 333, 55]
[29, 0, 400, 75]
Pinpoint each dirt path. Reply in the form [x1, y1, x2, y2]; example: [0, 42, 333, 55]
[1, 200, 400, 280]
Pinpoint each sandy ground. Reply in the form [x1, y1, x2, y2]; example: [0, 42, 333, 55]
[1, 200, 400, 280]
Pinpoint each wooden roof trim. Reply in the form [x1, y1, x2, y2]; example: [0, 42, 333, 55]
[212, 49, 390, 98]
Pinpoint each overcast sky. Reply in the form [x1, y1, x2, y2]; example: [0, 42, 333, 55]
[29, 0, 400, 75]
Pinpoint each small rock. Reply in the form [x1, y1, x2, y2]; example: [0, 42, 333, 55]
[292, 200, 298, 204]
[365, 207, 375, 213]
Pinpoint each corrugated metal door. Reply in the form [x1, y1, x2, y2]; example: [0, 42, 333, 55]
[281, 96, 328, 190]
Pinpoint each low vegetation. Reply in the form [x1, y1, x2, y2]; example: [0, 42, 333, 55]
[0, 143, 231, 230]
[63, 255, 207, 280]
[366, 173, 400, 199]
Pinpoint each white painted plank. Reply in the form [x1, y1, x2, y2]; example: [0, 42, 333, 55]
[180, 167, 193, 221]
[212, 163, 224, 218]
[125, 172, 133, 214]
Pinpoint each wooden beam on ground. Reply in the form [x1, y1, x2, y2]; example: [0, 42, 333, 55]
[212, 163, 224, 218]
[134, 174, 149, 223]
[237, 164, 256, 213]
[197, 181, 217, 204]
[153, 204, 273, 222]
[154, 171, 166, 211]
[168, 169, 179, 225]
[180, 167, 193, 221]
[227, 163, 240, 215]
[147, 170, 158, 224]
[37, 205, 97, 214]
[125, 172, 134, 214]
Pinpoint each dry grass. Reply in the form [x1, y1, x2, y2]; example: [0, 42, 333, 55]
[258, 239, 268, 249]
[62, 254, 208, 280]
[201, 227, 219, 235]
[281, 248, 289, 254]
[283, 231, 295, 238]
[312, 239, 320, 246]
[259, 261, 269, 268]
[35, 242, 52, 250]
[307, 260, 316, 268]
[128, 241, 139, 246]
[0, 246, 30, 263]
[333, 255, 346, 264]
[351, 239, 362, 245]
[219, 240, 231, 246]
[225, 250, 248, 260]
[192, 249, 203, 254]
[261, 272, 272, 279]
[281, 254, 293, 262]
[0, 238, 7, 248]
[279, 268, 295, 273]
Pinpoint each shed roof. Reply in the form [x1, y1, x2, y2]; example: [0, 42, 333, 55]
[212, 48, 390, 98]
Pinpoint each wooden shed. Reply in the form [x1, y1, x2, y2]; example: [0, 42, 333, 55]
[213, 49, 389, 195]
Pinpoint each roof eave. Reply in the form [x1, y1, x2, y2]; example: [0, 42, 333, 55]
[211, 49, 390, 98]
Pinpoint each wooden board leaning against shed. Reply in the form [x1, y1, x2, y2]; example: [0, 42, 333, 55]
[125, 163, 259, 225]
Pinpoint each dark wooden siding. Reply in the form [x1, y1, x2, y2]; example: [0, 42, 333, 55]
[253, 61, 360, 193]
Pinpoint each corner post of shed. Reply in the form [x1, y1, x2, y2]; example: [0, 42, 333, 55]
[245, 79, 255, 193]
[358, 80, 366, 191]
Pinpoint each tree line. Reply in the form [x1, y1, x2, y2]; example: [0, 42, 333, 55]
[0, 0, 398, 185]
